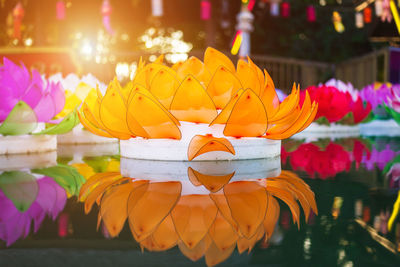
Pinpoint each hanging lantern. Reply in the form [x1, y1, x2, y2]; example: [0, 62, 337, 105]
[281, 2, 290, 18]
[355, 12, 364, 28]
[201, 0, 211, 20]
[332, 11, 345, 33]
[56, 1, 66, 20]
[101, 0, 114, 35]
[375, 0, 383, 16]
[364, 7, 372, 23]
[307, 5, 316, 22]
[382, 0, 393, 22]
[270, 0, 280, 16]
[151, 0, 163, 17]
[12, 2, 24, 40]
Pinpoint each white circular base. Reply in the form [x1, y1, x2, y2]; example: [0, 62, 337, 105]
[57, 124, 118, 144]
[120, 122, 280, 161]
[120, 157, 281, 181]
[293, 122, 360, 139]
[57, 143, 119, 158]
[360, 119, 400, 137]
[0, 151, 57, 171]
[0, 134, 57, 155]
[121, 137, 280, 161]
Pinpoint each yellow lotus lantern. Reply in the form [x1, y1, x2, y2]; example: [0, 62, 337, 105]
[79, 169, 317, 266]
[78, 47, 318, 161]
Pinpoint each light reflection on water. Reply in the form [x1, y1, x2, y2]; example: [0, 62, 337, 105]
[0, 137, 399, 266]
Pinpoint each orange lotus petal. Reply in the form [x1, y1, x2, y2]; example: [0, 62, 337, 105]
[223, 89, 268, 137]
[176, 56, 211, 84]
[140, 235, 162, 251]
[267, 90, 311, 135]
[128, 181, 182, 242]
[82, 102, 105, 130]
[223, 181, 268, 239]
[204, 47, 236, 74]
[172, 61, 184, 71]
[205, 241, 236, 267]
[178, 235, 212, 262]
[247, 57, 265, 91]
[99, 81, 132, 139]
[149, 68, 180, 108]
[269, 84, 299, 122]
[86, 177, 130, 214]
[266, 102, 318, 140]
[79, 172, 121, 201]
[187, 167, 234, 192]
[154, 54, 164, 64]
[263, 193, 280, 240]
[127, 83, 180, 126]
[237, 225, 264, 254]
[136, 63, 173, 88]
[187, 135, 235, 161]
[266, 181, 300, 227]
[206, 66, 242, 109]
[260, 69, 280, 119]
[208, 212, 238, 252]
[152, 215, 180, 251]
[236, 59, 261, 96]
[297, 102, 318, 133]
[209, 193, 239, 233]
[100, 182, 138, 237]
[209, 89, 244, 126]
[171, 195, 218, 249]
[170, 75, 217, 123]
[78, 110, 114, 138]
[128, 92, 181, 139]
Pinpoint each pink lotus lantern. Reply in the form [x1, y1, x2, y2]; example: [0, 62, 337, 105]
[0, 176, 67, 246]
[56, 1, 66, 20]
[307, 5, 316, 22]
[281, 2, 290, 18]
[12, 2, 24, 40]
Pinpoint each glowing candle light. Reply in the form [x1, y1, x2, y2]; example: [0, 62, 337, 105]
[364, 6, 372, 23]
[355, 12, 364, 28]
[152, 0, 163, 17]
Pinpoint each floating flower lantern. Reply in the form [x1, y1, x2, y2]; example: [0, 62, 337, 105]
[297, 79, 371, 136]
[78, 48, 318, 161]
[384, 84, 400, 125]
[0, 58, 77, 155]
[49, 73, 117, 144]
[79, 158, 317, 266]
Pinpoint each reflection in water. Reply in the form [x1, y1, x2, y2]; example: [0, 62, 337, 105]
[79, 159, 317, 266]
[0, 174, 66, 246]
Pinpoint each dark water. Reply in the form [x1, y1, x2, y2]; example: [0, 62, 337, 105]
[1, 137, 400, 267]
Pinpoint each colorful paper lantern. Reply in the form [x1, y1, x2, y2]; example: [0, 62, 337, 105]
[307, 5, 316, 22]
[12, 2, 24, 40]
[375, 0, 384, 16]
[101, 0, 114, 35]
[281, 2, 290, 18]
[56, 1, 66, 20]
[151, 0, 163, 17]
[270, 0, 280, 16]
[382, 0, 393, 22]
[332, 11, 345, 33]
[356, 12, 364, 28]
[200, 0, 211, 20]
[364, 6, 372, 23]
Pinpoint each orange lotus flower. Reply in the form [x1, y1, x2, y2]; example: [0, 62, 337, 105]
[78, 48, 317, 160]
[79, 48, 317, 139]
[79, 170, 317, 266]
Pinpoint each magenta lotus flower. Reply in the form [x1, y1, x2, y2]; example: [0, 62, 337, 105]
[0, 177, 67, 246]
[362, 144, 399, 171]
[360, 83, 392, 110]
[386, 85, 400, 113]
[0, 57, 65, 123]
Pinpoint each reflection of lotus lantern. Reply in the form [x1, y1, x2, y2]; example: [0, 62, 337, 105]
[78, 48, 317, 161]
[79, 159, 317, 266]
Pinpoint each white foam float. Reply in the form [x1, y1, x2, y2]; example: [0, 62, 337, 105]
[120, 122, 281, 161]
[57, 124, 118, 145]
[0, 134, 57, 155]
